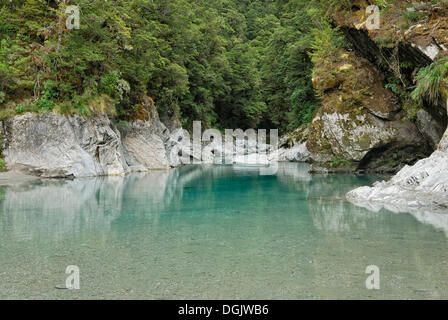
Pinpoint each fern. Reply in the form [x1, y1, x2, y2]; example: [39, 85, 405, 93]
[411, 57, 448, 106]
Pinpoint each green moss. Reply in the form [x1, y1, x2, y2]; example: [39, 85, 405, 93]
[307, 118, 334, 155]
[401, 10, 426, 24]
[0, 110, 14, 120]
[330, 157, 353, 168]
[285, 126, 311, 147]
[0, 159, 6, 172]
[358, 134, 372, 149]
[402, 98, 420, 120]
[117, 120, 130, 131]
[341, 135, 351, 147]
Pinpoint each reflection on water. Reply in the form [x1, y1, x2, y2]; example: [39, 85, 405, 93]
[347, 197, 448, 238]
[0, 163, 447, 299]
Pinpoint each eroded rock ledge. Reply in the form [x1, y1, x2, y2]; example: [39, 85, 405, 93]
[0, 112, 172, 178]
[347, 127, 448, 211]
[0, 111, 279, 178]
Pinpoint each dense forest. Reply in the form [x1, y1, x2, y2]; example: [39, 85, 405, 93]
[0, 0, 337, 133]
[1, 0, 447, 136]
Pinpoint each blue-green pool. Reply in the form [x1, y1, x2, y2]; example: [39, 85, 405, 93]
[1, 163, 447, 299]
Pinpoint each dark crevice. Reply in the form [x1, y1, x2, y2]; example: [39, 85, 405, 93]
[340, 27, 432, 77]
[364, 108, 398, 122]
[357, 144, 431, 174]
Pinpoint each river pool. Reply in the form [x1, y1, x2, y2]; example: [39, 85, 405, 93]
[1, 163, 447, 299]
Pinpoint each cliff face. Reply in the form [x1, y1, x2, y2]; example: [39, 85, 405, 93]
[0, 111, 173, 178]
[335, 0, 448, 123]
[307, 50, 430, 173]
[303, 0, 448, 173]
[343, 1, 448, 210]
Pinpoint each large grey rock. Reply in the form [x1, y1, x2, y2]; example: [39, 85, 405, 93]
[309, 112, 425, 163]
[416, 109, 445, 149]
[120, 120, 170, 171]
[438, 126, 448, 152]
[3, 113, 130, 177]
[278, 142, 310, 162]
[347, 127, 448, 211]
[307, 50, 433, 173]
[165, 128, 200, 167]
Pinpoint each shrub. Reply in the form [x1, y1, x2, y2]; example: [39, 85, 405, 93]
[100, 71, 130, 104]
[100, 71, 120, 97]
[117, 120, 130, 130]
[15, 104, 26, 114]
[411, 57, 448, 106]
[401, 10, 425, 24]
[0, 91, 5, 104]
[309, 21, 347, 65]
[36, 80, 58, 111]
[36, 98, 54, 111]
[0, 158, 6, 172]
[73, 95, 91, 116]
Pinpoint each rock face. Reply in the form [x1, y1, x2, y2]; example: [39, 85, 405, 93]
[3, 113, 130, 178]
[285, 1, 448, 173]
[1, 112, 175, 178]
[416, 109, 446, 150]
[278, 143, 310, 162]
[307, 50, 431, 173]
[120, 120, 170, 171]
[347, 127, 448, 211]
[327, 2, 448, 210]
[1, 109, 280, 177]
[277, 127, 311, 162]
[165, 128, 201, 167]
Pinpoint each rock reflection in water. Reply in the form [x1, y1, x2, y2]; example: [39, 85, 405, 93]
[1, 163, 448, 299]
[2, 163, 448, 240]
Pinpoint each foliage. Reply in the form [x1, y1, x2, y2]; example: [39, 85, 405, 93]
[411, 57, 448, 106]
[0, 0, 325, 133]
[36, 80, 57, 111]
[0, 158, 6, 172]
[260, 0, 318, 132]
[401, 10, 425, 24]
[15, 104, 26, 114]
[309, 20, 347, 65]
[331, 157, 352, 167]
[117, 120, 130, 130]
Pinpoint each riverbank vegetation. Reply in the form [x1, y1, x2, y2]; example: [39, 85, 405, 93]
[1, 0, 447, 135]
[0, 0, 323, 133]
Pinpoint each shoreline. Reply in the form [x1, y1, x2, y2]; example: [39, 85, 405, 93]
[0, 171, 39, 187]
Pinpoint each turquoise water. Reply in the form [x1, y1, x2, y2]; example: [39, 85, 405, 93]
[1, 163, 448, 299]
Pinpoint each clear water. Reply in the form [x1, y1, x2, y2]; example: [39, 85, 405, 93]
[1, 163, 448, 299]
